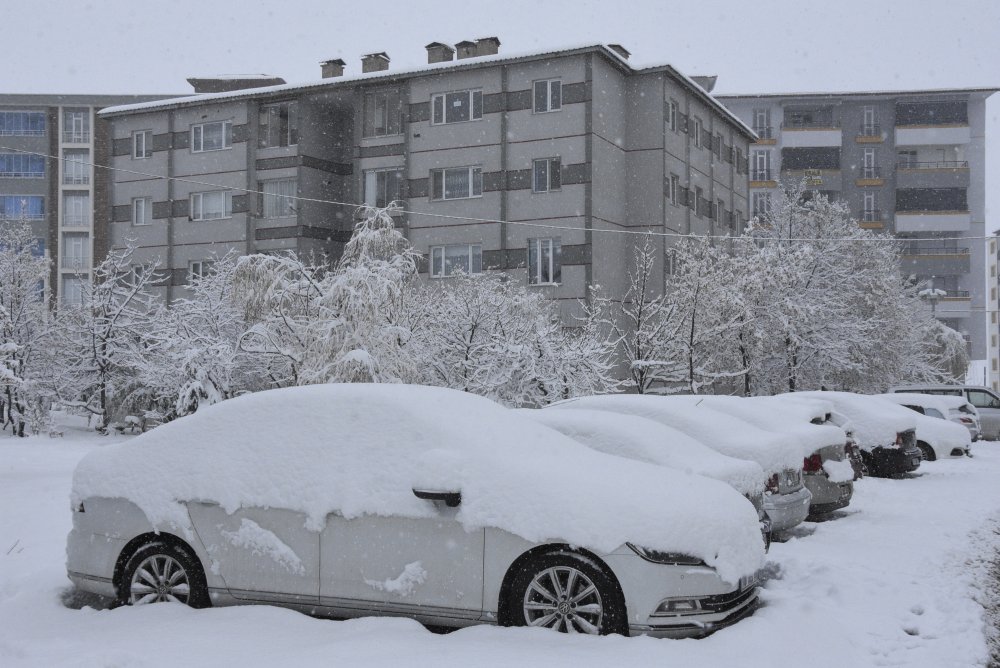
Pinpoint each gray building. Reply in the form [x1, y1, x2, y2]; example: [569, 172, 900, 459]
[718, 88, 998, 388]
[98, 42, 752, 323]
[0, 94, 174, 303]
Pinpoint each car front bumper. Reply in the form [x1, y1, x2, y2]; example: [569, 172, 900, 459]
[762, 486, 812, 531]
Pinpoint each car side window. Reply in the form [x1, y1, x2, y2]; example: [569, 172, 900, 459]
[924, 408, 944, 419]
[967, 390, 1000, 409]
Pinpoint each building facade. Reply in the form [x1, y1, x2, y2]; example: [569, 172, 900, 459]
[718, 89, 998, 388]
[99, 43, 752, 323]
[0, 94, 174, 303]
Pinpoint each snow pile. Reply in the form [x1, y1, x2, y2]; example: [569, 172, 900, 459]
[548, 395, 806, 474]
[71, 384, 764, 582]
[364, 561, 427, 598]
[822, 459, 855, 483]
[221, 519, 305, 575]
[514, 407, 767, 497]
[790, 392, 917, 451]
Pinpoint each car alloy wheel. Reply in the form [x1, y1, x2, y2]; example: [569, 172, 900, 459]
[522, 565, 604, 634]
[129, 553, 191, 605]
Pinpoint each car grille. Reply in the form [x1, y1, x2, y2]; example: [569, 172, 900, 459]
[699, 583, 758, 613]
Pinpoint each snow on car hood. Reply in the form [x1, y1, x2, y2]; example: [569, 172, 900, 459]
[790, 392, 917, 451]
[513, 407, 767, 497]
[547, 395, 805, 474]
[71, 384, 764, 582]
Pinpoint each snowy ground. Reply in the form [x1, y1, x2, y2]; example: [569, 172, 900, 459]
[1, 427, 998, 667]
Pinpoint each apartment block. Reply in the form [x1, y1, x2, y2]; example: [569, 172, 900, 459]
[718, 89, 998, 388]
[98, 42, 752, 323]
[0, 94, 174, 304]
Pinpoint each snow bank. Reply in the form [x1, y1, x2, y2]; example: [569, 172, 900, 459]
[71, 384, 763, 582]
[547, 395, 805, 474]
[790, 392, 917, 451]
[513, 408, 767, 497]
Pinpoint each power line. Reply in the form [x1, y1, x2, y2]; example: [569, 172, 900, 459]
[1, 143, 997, 245]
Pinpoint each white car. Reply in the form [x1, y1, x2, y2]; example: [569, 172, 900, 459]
[877, 393, 973, 459]
[67, 384, 764, 638]
[880, 392, 980, 443]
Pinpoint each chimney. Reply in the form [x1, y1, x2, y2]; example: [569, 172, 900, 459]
[425, 42, 455, 64]
[320, 58, 346, 78]
[607, 44, 631, 60]
[690, 75, 718, 93]
[361, 52, 390, 73]
[455, 40, 477, 60]
[476, 37, 501, 57]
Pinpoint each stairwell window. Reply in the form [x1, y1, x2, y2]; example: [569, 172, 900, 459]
[533, 79, 562, 113]
[259, 102, 298, 147]
[132, 130, 153, 159]
[190, 191, 232, 221]
[364, 168, 403, 208]
[429, 244, 482, 278]
[132, 197, 151, 226]
[528, 238, 561, 285]
[262, 179, 297, 218]
[532, 158, 561, 193]
[191, 120, 232, 152]
[431, 166, 482, 200]
[432, 90, 482, 124]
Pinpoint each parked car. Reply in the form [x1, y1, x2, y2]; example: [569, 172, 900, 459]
[792, 392, 921, 477]
[883, 391, 981, 441]
[68, 384, 765, 638]
[545, 395, 813, 533]
[877, 393, 974, 459]
[513, 407, 772, 548]
[890, 385, 1000, 440]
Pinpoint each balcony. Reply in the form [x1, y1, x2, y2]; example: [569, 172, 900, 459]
[942, 290, 971, 299]
[781, 119, 842, 147]
[856, 165, 884, 186]
[750, 168, 776, 187]
[895, 210, 972, 233]
[856, 123, 883, 143]
[900, 244, 971, 274]
[859, 209, 883, 229]
[61, 131, 91, 144]
[896, 160, 970, 188]
[63, 173, 90, 186]
[752, 126, 776, 144]
[61, 255, 91, 270]
[898, 160, 969, 170]
[895, 124, 970, 146]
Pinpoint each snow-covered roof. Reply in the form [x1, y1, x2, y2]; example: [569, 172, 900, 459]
[97, 44, 755, 138]
[514, 407, 767, 497]
[71, 384, 763, 582]
[791, 392, 917, 451]
[715, 86, 999, 100]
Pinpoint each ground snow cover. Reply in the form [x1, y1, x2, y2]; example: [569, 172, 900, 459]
[1, 427, 998, 667]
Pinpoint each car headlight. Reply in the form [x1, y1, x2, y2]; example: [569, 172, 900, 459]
[626, 543, 707, 566]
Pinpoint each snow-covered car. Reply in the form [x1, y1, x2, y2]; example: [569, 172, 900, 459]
[512, 407, 772, 547]
[880, 392, 980, 442]
[827, 411, 866, 480]
[792, 392, 921, 477]
[889, 385, 1000, 440]
[67, 384, 765, 639]
[545, 395, 813, 533]
[877, 394, 973, 459]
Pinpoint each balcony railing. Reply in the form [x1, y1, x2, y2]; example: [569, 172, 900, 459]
[0, 212, 45, 221]
[753, 126, 774, 139]
[861, 209, 883, 223]
[896, 160, 969, 170]
[63, 174, 90, 185]
[859, 165, 881, 179]
[857, 123, 881, 137]
[902, 244, 970, 255]
[751, 169, 772, 181]
[942, 290, 970, 298]
[62, 131, 90, 143]
[782, 119, 840, 129]
[61, 256, 90, 270]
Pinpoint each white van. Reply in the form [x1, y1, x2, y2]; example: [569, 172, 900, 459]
[889, 385, 1000, 441]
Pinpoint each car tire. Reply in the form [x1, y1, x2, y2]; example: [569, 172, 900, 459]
[507, 549, 628, 636]
[917, 441, 936, 461]
[118, 540, 210, 608]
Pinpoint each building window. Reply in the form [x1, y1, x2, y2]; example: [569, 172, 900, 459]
[528, 238, 561, 285]
[132, 197, 152, 226]
[191, 120, 232, 152]
[132, 130, 153, 159]
[63, 150, 89, 185]
[188, 260, 215, 282]
[63, 109, 90, 143]
[363, 168, 403, 208]
[431, 89, 483, 125]
[0, 195, 44, 220]
[532, 157, 561, 193]
[63, 192, 90, 227]
[717, 199, 726, 223]
[752, 108, 771, 139]
[62, 232, 89, 271]
[0, 153, 44, 178]
[363, 90, 402, 137]
[430, 244, 482, 278]
[190, 191, 232, 221]
[259, 101, 298, 147]
[667, 173, 679, 205]
[431, 166, 482, 200]
[752, 150, 770, 180]
[667, 100, 678, 132]
[61, 276, 86, 306]
[714, 133, 724, 160]
[862, 147, 878, 178]
[533, 79, 562, 113]
[0, 111, 45, 136]
[262, 179, 296, 218]
[752, 191, 771, 218]
[693, 118, 703, 148]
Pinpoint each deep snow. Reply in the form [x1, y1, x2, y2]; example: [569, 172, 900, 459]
[2, 425, 999, 667]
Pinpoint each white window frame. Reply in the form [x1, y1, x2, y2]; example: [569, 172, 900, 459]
[752, 150, 770, 180]
[752, 191, 771, 218]
[667, 100, 678, 132]
[261, 179, 297, 218]
[527, 237, 561, 285]
[132, 130, 153, 159]
[189, 190, 233, 221]
[188, 260, 214, 282]
[429, 244, 483, 278]
[191, 120, 233, 153]
[667, 173, 679, 205]
[693, 117, 703, 148]
[363, 91, 402, 138]
[431, 89, 483, 125]
[532, 157, 561, 193]
[862, 147, 877, 178]
[430, 166, 483, 201]
[62, 192, 90, 227]
[132, 197, 152, 226]
[259, 101, 298, 148]
[533, 79, 562, 114]
[363, 168, 404, 208]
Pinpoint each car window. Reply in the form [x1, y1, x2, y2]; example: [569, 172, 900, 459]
[924, 408, 944, 419]
[967, 390, 1000, 409]
[903, 404, 925, 415]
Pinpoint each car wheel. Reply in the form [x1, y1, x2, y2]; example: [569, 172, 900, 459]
[119, 541, 209, 608]
[508, 549, 627, 635]
[917, 442, 936, 461]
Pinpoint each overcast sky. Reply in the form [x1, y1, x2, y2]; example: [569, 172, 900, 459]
[5, 0, 998, 217]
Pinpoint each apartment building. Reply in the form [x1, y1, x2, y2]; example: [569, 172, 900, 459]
[0, 94, 173, 303]
[98, 42, 752, 323]
[718, 89, 998, 388]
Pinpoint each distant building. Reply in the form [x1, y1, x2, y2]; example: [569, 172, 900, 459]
[718, 88, 998, 387]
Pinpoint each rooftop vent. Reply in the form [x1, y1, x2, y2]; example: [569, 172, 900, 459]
[186, 75, 286, 94]
[425, 42, 455, 64]
[607, 44, 631, 60]
[455, 40, 478, 60]
[691, 75, 718, 93]
[361, 52, 390, 73]
[320, 58, 346, 79]
[476, 37, 501, 57]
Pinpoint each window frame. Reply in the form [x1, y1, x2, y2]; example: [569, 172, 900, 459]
[261, 178, 297, 218]
[132, 130, 153, 159]
[258, 101, 299, 148]
[527, 237, 562, 286]
[362, 90, 402, 138]
[188, 260, 215, 282]
[693, 117, 703, 148]
[132, 197, 152, 226]
[363, 168, 404, 208]
[431, 89, 483, 125]
[532, 157, 562, 193]
[0, 111, 46, 137]
[667, 100, 678, 132]
[429, 243, 483, 278]
[189, 190, 233, 221]
[430, 166, 483, 201]
[667, 173, 679, 205]
[191, 120, 233, 153]
[533, 79, 563, 114]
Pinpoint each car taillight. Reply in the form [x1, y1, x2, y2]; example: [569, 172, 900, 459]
[803, 453, 823, 472]
[959, 417, 974, 425]
[895, 433, 903, 446]
[765, 474, 779, 493]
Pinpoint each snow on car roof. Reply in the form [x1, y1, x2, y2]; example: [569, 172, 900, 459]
[513, 407, 767, 497]
[879, 393, 964, 414]
[877, 394, 972, 450]
[71, 384, 763, 582]
[547, 395, 805, 474]
[790, 392, 917, 450]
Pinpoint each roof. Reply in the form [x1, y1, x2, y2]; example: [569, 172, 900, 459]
[716, 86, 999, 101]
[96, 44, 756, 139]
[0, 93, 180, 107]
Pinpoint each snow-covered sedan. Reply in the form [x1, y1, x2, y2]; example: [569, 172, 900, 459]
[67, 384, 765, 638]
[877, 393, 973, 459]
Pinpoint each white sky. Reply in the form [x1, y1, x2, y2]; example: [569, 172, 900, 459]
[4, 0, 998, 222]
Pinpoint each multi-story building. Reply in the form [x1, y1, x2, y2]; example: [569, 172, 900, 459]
[718, 88, 998, 387]
[0, 94, 173, 303]
[98, 42, 752, 324]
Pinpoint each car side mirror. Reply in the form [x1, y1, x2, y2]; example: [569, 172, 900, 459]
[412, 489, 461, 507]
